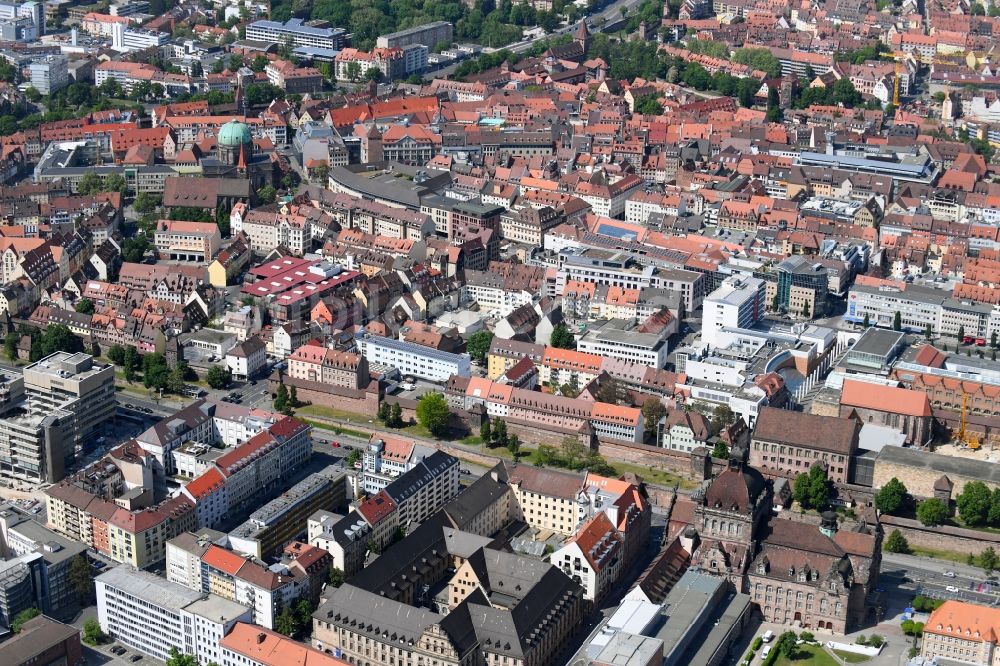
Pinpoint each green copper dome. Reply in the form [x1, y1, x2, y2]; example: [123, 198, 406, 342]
[218, 118, 252, 147]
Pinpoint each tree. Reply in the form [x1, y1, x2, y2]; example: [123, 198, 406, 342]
[366, 66, 383, 82]
[874, 477, 908, 515]
[328, 566, 345, 587]
[11, 607, 39, 633]
[466, 330, 493, 364]
[992, 331, 998, 348]
[507, 433, 520, 458]
[76, 172, 102, 195]
[289, 385, 299, 408]
[493, 418, 508, 447]
[632, 94, 662, 115]
[122, 346, 140, 383]
[958, 481, 993, 526]
[293, 598, 314, 638]
[205, 366, 230, 390]
[801, 300, 810, 318]
[275, 607, 297, 636]
[345, 61, 362, 82]
[712, 441, 730, 459]
[792, 464, 832, 511]
[926, 323, 933, 339]
[641, 400, 667, 440]
[346, 449, 362, 467]
[480, 418, 491, 444]
[4, 331, 18, 361]
[893, 311, 902, 331]
[75, 298, 94, 314]
[82, 617, 106, 645]
[69, 555, 96, 602]
[990, 488, 1000, 526]
[388, 403, 402, 428]
[982, 547, 1000, 574]
[416, 392, 450, 438]
[166, 365, 187, 395]
[731, 47, 783, 77]
[377, 401, 389, 423]
[884, 529, 909, 554]
[134, 192, 161, 215]
[550, 323, 575, 349]
[121, 235, 150, 263]
[958, 325, 966, 342]
[863, 313, 870, 329]
[274, 383, 289, 412]
[258, 185, 277, 204]
[142, 352, 170, 389]
[916, 498, 950, 527]
[251, 54, 269, 72]
[104, 173, 128, 195]
[710, 404, 735, 433]
[775, 631, 799, 660]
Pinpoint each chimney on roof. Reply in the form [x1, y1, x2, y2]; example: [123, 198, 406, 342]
[257, 632, 266, 644]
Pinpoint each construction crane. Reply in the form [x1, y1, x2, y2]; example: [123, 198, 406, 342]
[954, 392, 981, 450]
[893, 59, 901, 107]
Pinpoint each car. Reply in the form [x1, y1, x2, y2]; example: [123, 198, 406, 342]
[944, 571, 956, 577]
[946, 585, 960, 593]
[977, 338, 987, 346]
[353, 462, 362, 469]
[761, 646, 772, 660]
[331, 441, 340, 448]
[344, 445, 354, 451]
[130, 655, 142, 662]
[93, 561, 105, 569]
[762, 630, 775, 643]
[250, 380, 257, 386]
[111, 646, 126, 655]
[964, 335, 975, 344]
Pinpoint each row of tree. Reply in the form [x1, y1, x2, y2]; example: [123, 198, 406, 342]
[4, 324, 84, 363]
[481, 417, 521, 457]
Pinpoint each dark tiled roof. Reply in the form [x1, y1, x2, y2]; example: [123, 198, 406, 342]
[752, 407, 858, 455]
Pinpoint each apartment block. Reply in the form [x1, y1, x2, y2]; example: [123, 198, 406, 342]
[96, 566, 251, 663]
[354, 331, 471, 382]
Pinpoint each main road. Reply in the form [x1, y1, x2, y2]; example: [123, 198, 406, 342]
[882, 551, 1000, 607]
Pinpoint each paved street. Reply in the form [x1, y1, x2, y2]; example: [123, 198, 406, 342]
[882, 552, 1000, 607]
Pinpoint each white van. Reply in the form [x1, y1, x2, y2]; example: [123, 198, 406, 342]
[761, 645, 771, 660]
[762, 630, 775, 643]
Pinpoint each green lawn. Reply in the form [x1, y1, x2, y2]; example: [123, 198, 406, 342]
[833, 649, 871, 663]
[775, 644, 840, 666]
[297, 418, 371, 439]
[611, 461, 699, 490]
[296, 404, 372, 423]
[909, 544, 973, 564]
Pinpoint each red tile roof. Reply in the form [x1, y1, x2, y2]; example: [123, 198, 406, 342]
[184, 467, 226, 499]
[203, 544, 247, 576]
[841, 379, 932, 417]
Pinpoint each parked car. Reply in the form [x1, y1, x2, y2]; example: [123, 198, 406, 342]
[331, 441, 340, 448]
[130, 655, 142, 662]
[946, 585, 960, 593]
[944, 571, 956, 577]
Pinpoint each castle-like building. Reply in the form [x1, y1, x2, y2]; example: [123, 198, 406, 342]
[681, 452, 883, 634]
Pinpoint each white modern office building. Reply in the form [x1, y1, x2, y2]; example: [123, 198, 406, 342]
[96, 566, 251, 664]
[27, 54, 68, 94]
[245, 18, 346, 50]
[702, 276, 767, 346]
[354, 331, 471, 382]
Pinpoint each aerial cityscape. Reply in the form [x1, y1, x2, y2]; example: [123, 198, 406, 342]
[0, 0, 996, 665]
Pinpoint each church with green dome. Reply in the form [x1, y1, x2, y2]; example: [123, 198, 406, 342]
[200, 117, 278, 189]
